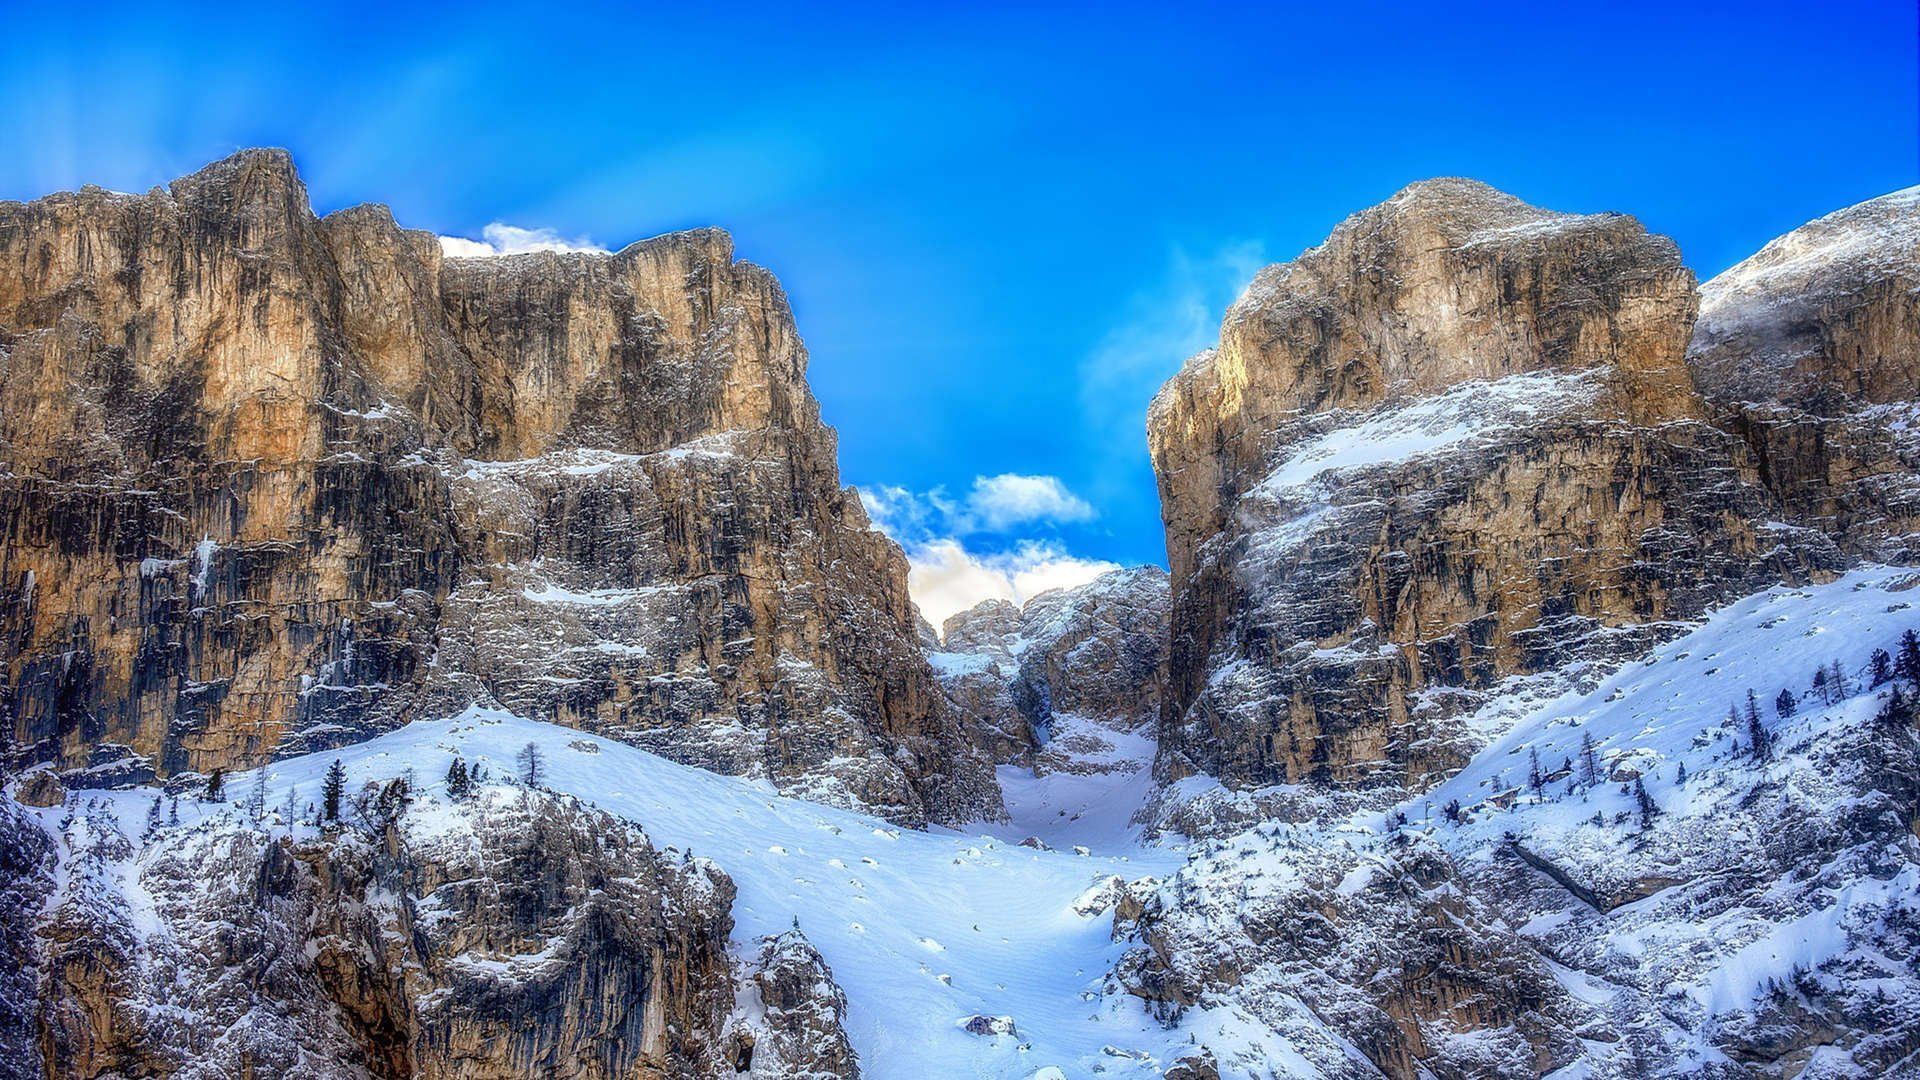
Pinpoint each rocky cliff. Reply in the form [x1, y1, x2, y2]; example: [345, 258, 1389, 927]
[929, 567, 1168, 775]
[1687, 186, 1920, 560]
[10, 782, 755, 1079]
[0, 149, 996, 826]
[1147, 179, 1836, 799]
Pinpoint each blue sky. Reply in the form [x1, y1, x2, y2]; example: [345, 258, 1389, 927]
[3, 2, 1914, 621]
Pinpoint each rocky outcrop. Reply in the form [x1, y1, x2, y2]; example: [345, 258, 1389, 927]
[1116, 836, 1591, 1080]
[1687, 186, 1920, 560]
[1147, 179, 1832, 799]
[929, 567, 1169, 775]
[18, 783, 742, 1079]
[727, 928, 861, 1078]
[0, 149, 997, 826]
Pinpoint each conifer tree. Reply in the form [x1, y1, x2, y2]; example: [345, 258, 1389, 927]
[1774, 688, 1795, 719]
[446, 757, 473, 800]
[1578, 732, 1600, 787]
[1812, 668, 1829, 706]
[322, 760, 347, 823]
[144, 794, 164, 838]
[1828, 660, 1850, 701]
[167, 796, 180, 826]
[517, 742, 544, 787]
[1748, 702, 1773, 761]
[1901, 629, 1920, 690]
[1870, 649, 1894, 688]
[203, 768, 225, 802]
[1633, 776, 1659, 830]
[1675, 761, 1687, 784]
[246, 771, 267, 820]
[1527, 748, 1544, 794]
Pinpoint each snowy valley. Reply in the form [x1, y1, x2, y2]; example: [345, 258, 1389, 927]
[4, 154, 1920, 1079]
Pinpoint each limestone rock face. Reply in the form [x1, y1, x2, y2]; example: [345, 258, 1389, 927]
[1687, 186, 1920, 559]
[1147, 179, 1830, 797]
[20, 785, 739, 1079]
[0, 149, 997, 826]
[728, 928, 861, 1078]
[929, 567, 1170, 772]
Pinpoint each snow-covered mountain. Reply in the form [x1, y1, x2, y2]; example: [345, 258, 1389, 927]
[5, 160, 1920, 1079]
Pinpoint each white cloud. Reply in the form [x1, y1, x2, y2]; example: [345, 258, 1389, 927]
[904, 539, 1119, 631]
[856, 473, 1095, 540]
[439, 223, 610, 258]
[965, 474, 1095, 531]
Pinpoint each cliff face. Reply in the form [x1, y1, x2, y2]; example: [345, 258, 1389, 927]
[1147, 179, 1832, 797]
[18, 786, 745, 1079]
[929, 567, 1169, 772]
[0, 149, 996, 826]
[1687, 186, 1920, 560]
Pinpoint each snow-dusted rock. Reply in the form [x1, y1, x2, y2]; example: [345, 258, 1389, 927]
[729, 927, 861, 1078]
[932, 566, 1169, 768]
[1688, 185, 1920, 561]
[17, 784, 740, 1078]
[1147, 177, 1832, 802]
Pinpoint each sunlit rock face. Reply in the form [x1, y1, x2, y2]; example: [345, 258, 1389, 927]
[0, 149, 997, 826]
[1147, 179, 1836, 800]
[1687, 185, 1920, 561]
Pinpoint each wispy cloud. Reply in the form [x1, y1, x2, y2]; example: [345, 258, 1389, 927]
[439, 222, 610, 258]
[1078, 241, 1266, 473]
[903, 539, 1119, 631]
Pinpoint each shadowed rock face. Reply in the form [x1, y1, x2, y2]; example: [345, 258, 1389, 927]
[0, 149, 998, 826]
[17, 787, 743, 1079]
[931, 567, 1170, 766]
[1147, 179, 1835, 797]
[1687, 186, 1920, 561]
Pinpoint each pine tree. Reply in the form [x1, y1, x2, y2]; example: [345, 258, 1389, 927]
[1828, 660, 1850, 701]
[1746, 689, 1763, 730]
[144, 794, 164, 838]
[1675, 761, 1687, 784]
[1878, 686, 1914, 731]
[1870, 649, 1894, 688]
[1579, 732, 1600, 788]
[1527, 748, 1544, 794]
[322, 760, 347, 823]
[1812, 668, 1829, 706]
[1774, 688, 1795, 719]
[246, 772, 267, 820]
[446, 757, 473, 800]
[517, 742, 544, 787]
[203, 768, 225, 802]
[1748, 702, 1772, 761]
[167, 796, 180, 827]
[282, 785, 299, 825]
[1900, 629, 1920, 690]
[1633, 776, 1659, 829]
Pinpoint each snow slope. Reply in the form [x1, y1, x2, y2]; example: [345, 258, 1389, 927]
[32, 713, 1188, 1078]
[1140, 564, 1920, 1077]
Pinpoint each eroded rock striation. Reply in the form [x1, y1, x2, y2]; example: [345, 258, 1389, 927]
[1147, 179, 1835, 799]
[0, 149, 996, 826]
